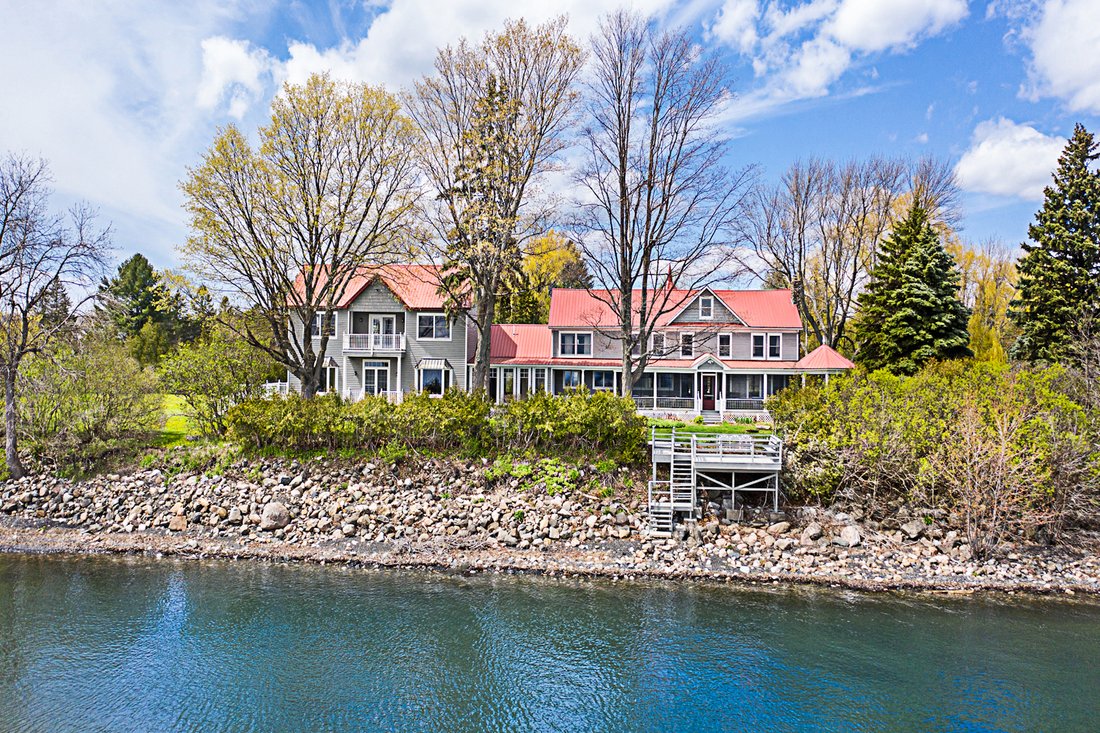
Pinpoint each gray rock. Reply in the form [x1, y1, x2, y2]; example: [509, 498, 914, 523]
[259, 502, 290, 531]
[837, 525, 861, 547]
[801, 522, 823, 543]
[227, 507, 242, 525]
[900, 518, 926, 540]
[167, 515, 187, 532]
[767, 521, 791, 535]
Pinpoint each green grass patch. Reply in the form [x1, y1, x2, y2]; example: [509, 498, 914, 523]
[646, 417, 770, 435]
[154, 394, 196, 448]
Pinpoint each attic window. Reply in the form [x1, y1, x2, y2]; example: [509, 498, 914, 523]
[699, 296, 713, 320]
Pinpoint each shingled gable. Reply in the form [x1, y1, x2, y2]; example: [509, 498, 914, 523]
[665, 285, 745, 325]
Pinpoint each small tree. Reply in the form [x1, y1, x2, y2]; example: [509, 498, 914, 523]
[1010, 123, 1100, 363]
[854, 205, 971, 374]
[181, 73, 419, 397]
[0, 154, 109, 478]
[159, 321, 274, 436]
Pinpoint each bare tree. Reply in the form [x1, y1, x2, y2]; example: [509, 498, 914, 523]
[406, 17, 584, 391]
[738, 157, 909, 350]
[0, 154, 109, 478]
[181, 73, 419, 397]
[572, 10, 753, 396]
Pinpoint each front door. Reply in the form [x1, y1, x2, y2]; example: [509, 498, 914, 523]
[702, 373, 716, 410]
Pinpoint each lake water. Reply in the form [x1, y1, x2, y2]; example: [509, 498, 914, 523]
[0, 554, 1097, 732]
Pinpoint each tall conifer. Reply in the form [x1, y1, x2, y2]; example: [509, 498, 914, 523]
[854, 205, 971, 374]
[1010, 123, 1100, 363]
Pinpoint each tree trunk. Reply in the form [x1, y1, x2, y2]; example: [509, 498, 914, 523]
[621, 348, 634, 398]
[471, 293, 495, 392]
[4, 368, 24, 480]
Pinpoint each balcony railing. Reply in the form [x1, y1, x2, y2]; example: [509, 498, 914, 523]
[343, 333, 406, 352]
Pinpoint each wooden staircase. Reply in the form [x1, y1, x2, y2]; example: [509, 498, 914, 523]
[647, 432, 697, 536]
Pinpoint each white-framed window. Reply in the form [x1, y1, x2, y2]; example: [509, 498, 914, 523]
[418, 367, 450, 394]
[592, 370, 615, 391]
[562, 369, 582, 388]
[751, 333, 766, 359]
[311, 312, 337, 338]
[680, 333, 694, 358]
[417, 313, 450, 340]
[318, 365, 338, 394]
[559, 331, 593, 356]
[699, 296, 714, 320]
[533, 368, 547, 392]
[768, 333, 782, 359]
[652, 332, 666, 356]
[718, 333, 732, 359]
[361, 363, 389, 396]
[630, 332, 641, 356]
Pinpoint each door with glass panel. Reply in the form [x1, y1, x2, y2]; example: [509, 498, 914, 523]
[371, 315, 397, 350]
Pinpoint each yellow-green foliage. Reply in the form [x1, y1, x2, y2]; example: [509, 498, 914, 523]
[769, 361, 1098, 509]
[226, 389, 647, 464]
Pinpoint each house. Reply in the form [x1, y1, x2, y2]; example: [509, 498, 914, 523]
[484, 286, 853, 419]
[285, 264, 469, 399]
[283, 265, 854, 418]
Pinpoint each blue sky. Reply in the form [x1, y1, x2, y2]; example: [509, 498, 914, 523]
[1, 0, 1097, 272]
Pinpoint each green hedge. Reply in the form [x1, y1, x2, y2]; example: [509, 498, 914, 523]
[225, 389, 646, 463]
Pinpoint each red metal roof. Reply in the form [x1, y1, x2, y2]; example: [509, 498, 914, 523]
[336, 264, 448, 310]
[547, 288, 801, 329]
[794, 344, 855, 371]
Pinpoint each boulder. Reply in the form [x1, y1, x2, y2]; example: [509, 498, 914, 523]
[900, 518, 926, 540]
[836, 525, 861, 547]
[259, 502, 290, 531]
[167, 515, 187, 532]
[800, 522, 823, 543]
[767, 521, 791, 535]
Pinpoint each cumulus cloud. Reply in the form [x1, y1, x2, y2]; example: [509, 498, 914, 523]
[954, 118, 1066, 200]
[1017, 0, 1100, 113]
[707, 0, 760, 54]
[197, 37, 273, 118]
[826, 0, 968, 53]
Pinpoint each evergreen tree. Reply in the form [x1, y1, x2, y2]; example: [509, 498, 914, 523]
[1010, 123, 1100, 363]
[100, 254, 171, 338]
[35, 278, 75, 337]
[854, 205, 972, 374]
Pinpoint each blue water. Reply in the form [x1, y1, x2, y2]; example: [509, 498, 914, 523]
[0, 553, 1097, 732]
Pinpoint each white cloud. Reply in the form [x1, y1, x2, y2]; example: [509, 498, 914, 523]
[710, 0, 967, 122]
[1018, 0, 1100, 113]
[954, 118, 1066, 200]
[197, 37, 274, 119]
[707, 0, 760, 54]
[826, 0, 968, 53]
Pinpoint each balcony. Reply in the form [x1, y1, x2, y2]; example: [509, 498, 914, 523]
[343, 333, 406, 353]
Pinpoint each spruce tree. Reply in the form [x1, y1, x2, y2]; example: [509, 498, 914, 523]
[1010, 123, 1100, 363]
[854, 205, 972, 374]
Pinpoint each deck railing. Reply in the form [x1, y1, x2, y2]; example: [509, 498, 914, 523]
[343, 333, 406, 352]
[262, 381, 291, 396]
[650, 426, 782, 464]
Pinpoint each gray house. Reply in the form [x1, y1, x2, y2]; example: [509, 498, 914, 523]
[284, 264, 468, 400]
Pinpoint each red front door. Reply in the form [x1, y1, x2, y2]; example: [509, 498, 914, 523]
[702, 374, 716, 410]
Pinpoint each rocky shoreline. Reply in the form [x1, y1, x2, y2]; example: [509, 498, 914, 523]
[1, 456, 1097, 596]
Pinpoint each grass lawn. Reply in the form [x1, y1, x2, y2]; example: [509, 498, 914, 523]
[154, 395, 196, 448]
[646, 417, 771, 435]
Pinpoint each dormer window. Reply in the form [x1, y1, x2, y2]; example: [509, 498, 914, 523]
[699, 296, 713, 320]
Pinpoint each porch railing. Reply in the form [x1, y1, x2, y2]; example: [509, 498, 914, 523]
[262, 381, 290, 396]
[632, 395, 695, 410]
[343, 333, 406, 352]
[724, 398, 766, 411]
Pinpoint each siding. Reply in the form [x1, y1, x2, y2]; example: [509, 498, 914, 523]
[404, 310, 469, 391]
[669, 293, 741, 325]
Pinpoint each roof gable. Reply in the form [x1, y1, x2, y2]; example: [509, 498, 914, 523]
[548, 287, 800, 330]
[795, 344, 855, 370]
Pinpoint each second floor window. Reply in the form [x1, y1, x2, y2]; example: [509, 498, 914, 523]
[312, 312, 336, 338]
[680, 333, 694, 357]
[560, 332, 592, 356]
[768, 333, 782, 359]
[718, 334, 732, 358]
[751, 333, 765, 359]
[652, 332, 666, 356]
[417, 314, 450, 340]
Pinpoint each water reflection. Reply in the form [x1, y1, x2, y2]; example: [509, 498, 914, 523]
[0, 555, 1097, 732]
